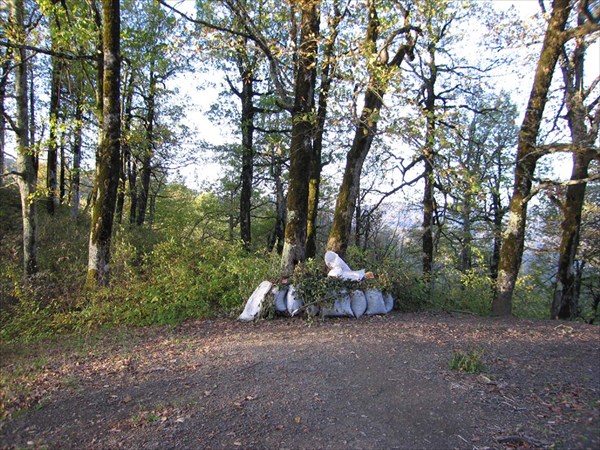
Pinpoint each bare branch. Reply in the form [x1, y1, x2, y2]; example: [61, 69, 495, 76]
[523, 172, 600, 203]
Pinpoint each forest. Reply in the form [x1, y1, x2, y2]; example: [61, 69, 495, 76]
[0, 0, 599, 343]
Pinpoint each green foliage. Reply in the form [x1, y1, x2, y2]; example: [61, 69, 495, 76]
[449, 349, 485, 374]
[0, 185, 277, 343]
[427, 268, 494, 316]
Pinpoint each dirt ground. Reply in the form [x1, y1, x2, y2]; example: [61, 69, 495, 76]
[1, 312, 599, 449]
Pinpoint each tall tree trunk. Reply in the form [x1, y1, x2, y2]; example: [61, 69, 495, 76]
[0, 58, 10, 187]
[327, 0, 415, 258]
[267, 150, 286, 254]
[28, 64, 37, 174]
[327, 86, 381, 258]
[46, 55, 63, 214]
[239, 68, 255, 248]
[136, 70, 155, 226]
[71, 91, 83, 219]
[305, 3, 342, 259]
[280, 0, 320, 276]
[459, 194, 472, 272]
[59, 132, 66, 203]
[492, 0, 572, 316]
[128, 158, 138, 225]
[551, 151, 593, 319]
[116, 68, 134, 224]
[551, 19, 598, 319]
[86, 0, 121, 287]
[12, 0, 37, 278]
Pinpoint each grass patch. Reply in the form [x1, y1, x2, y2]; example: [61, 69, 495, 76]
[449, 349, 485, 374]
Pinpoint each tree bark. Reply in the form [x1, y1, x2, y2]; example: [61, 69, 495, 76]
[327, 0, 415, 258]
[136, 69, 156, 226]
[492, 0, 572, 316]
[12, 0, 38, 278]
[305, 3, 342, 259]
[116, 68, 134, 224]
[551, 151, 593, 319]
[239, 67, 255, 248]
[71, 90, 83, 219]
[86, 0, 121, 287]
[280, 0, 320, 276]
[0, 57, 10, 187]
[46, 52, 63, 214]
[267, 149, 286, 254]
[551, 20, 598, 319]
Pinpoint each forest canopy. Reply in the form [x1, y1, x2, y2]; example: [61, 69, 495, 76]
[0, 0, 598, 342]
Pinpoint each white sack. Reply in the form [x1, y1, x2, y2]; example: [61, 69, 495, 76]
[274, 285, 289, 313]
[383, 293, 394, 313]
[322, 291, 354, 317]
[365, 289, 386, 315]
[324, 251, 365, 281]
[286, 285, 303, 316]
[238, 280, 273, 321]
[350, 290, 367, 318]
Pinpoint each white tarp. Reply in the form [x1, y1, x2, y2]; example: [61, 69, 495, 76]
[238, 280, 273, 321]
[324, 251, 365, 281]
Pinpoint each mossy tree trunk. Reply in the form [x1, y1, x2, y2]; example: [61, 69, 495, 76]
[492, 0, 572, 316]
[305, 4, 343, 259]
[11, 0, 38, 278]
[280, 0, 320, 276]
[327, 0, 416, 258]
[86, 0, 121, 287]
[551, 18, 599, 319]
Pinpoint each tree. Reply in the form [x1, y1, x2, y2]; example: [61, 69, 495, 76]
[551, 9, 600, 319]
[492, 0, 598, 316]
[86, 0, 121, 287]
[326, 0, 417, 257]
[10, 0, 38, 278]
[279, 0, 321, 276]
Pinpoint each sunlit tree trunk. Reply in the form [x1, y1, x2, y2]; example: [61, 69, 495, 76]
[12, 0, 38, 278]
[492, 0, 572, 316]
[280, 0, 320, 276]
[0, 58, 10, 187]
[86, 0, 121, 287]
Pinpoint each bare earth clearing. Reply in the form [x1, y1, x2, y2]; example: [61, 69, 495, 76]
[1, 312, 599, 449]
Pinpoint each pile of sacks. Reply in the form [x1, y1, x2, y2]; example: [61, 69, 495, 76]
[238, 251, 394, 321]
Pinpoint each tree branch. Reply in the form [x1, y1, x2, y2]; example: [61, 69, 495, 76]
[523, 172, 600, 204]
[0, 40, 97, 61]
